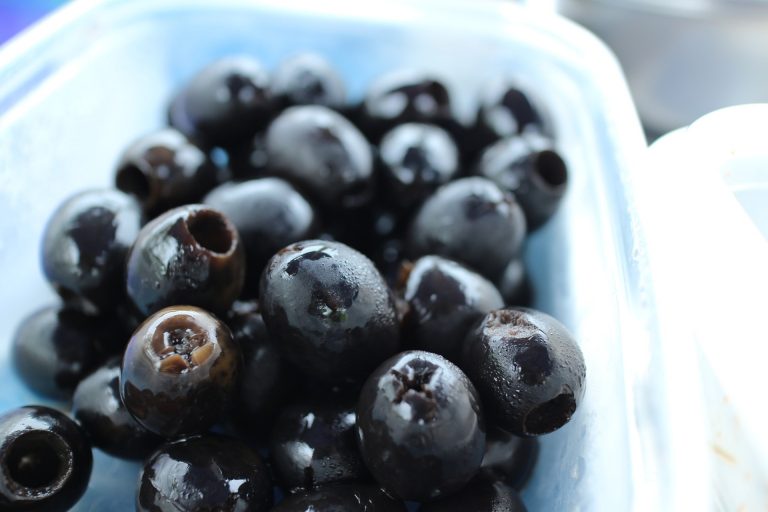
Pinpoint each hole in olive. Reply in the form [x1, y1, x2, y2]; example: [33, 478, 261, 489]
[116, 164, 151, 201]
[4, 432, 66, 488]
[533, 151, 567, 189]
[523, 390, 576, 435]
[391, 360, 439, 403]
[187, 210, 234, 254]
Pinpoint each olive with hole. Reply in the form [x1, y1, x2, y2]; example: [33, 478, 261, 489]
[115, 128, 219, 216]
[461, 307, 585, 436]
[477, 134, 568, 231]
[0, 406, 92, 511]
[120, 306, 243, 438]
[356, 351, 486, 501]
[125, 205, 245, 316]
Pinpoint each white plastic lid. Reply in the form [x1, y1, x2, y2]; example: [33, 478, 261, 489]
[639, 104, 768, 510]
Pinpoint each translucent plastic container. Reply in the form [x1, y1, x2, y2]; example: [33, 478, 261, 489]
[0, 1, 651, 510]
[638, 105, 768, 511]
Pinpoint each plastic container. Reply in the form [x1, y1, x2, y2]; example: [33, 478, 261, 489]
[557, 0, 768, 135]
[637, 104, 768, 511]
[0, 1, 651, 510]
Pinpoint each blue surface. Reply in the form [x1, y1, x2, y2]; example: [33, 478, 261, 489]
[0, 0, 68, 43]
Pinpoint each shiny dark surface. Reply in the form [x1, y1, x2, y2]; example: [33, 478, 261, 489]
[0, 406, 92, 511]
[120, 306, 243, 438]
[273, 484, 406, 512]
[378, 123, 458, 213]
[498, 259, 533, 307]
[320, 204, 400, 259]
[229, 131, 269, 180]
[41, 189, 142, 314]
[125, 204, 245, 316]
[168, 56, 273, 148]
[360, 71, 456, 142]
[271, 53, 346, 109]
[12, 306, 109, 399]
[401, 256, 503, 362]
[225, 300, 293, 429]
[72, 359, 160, 459]
[270, 399, 367, 493]
[407, 177, 527, 281]
[204, 178, 319, 294]
[477, 135, 568, 230]
[259, 240, 399, 382]
[115, 128, 220, 215]
[265, 106, 374, 209]
[477, 78, 547, 139]
[420, 479, 527, 512]
[461, 308, 586, 436]
[137, 435, 272, 512]
[480, 427, 539, 490]
[356, 351, 485, 501]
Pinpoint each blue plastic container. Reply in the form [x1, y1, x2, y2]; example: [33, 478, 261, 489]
[0, 1, 650, 510]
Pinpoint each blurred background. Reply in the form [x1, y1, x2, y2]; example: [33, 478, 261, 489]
[2, 0, 767, 137]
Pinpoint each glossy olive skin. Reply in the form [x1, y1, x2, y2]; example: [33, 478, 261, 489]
[204, 178, 319, 294]
[168, 56, 273, 148]
[137, 435, 272, 512]
[265, 106, 374, 210]
[272, 484, 406, 512]
[356, 351, 485, 501]
[270, 399, 368, 493]
[0, 406, 92, 511]
[320, 202, 401, 258]
[477, 135, 568, 230]
[115, 128, 220, 215]
[360, 71, 456, 142]
[375, 238, 407, 289]
[271, 53, 346, 109]
[125, 204, 245, 316]
[420, 479, 527, 512]
[378, 123, 459, 213]
[476, 78, 547, 139]
[225, 300, 293, 429]
[407, 177, 527, 281]
[120, 306, 243, 438]
[480, 427, 539, 490]
[259, 240, 399, 382]
[12, 306, 110, 399]
[461, 308, 586, 436]
[228, 131, 269, 180]
[401, 256, 504, 362]
[41, 189, 142, 314]
[72, 359, 160, 459]
[498, 259, 533, 307]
